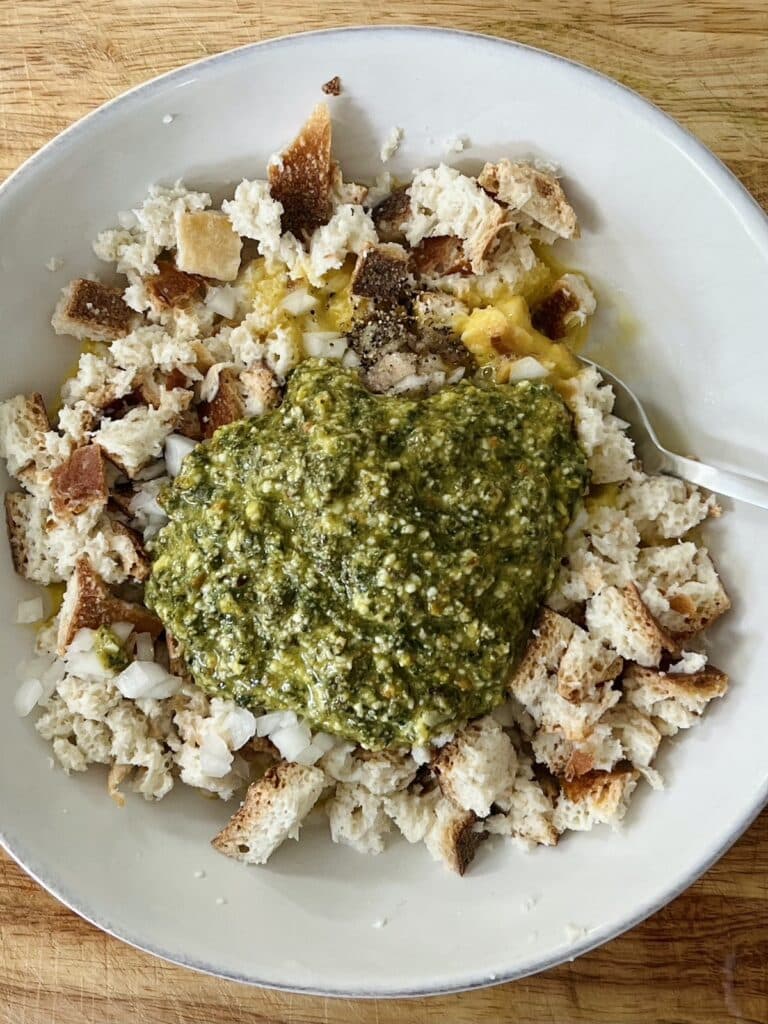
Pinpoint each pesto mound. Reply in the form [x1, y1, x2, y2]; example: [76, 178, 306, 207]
[146, 359, 588, 748]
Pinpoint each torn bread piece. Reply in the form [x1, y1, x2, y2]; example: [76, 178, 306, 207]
[0, 393, 52, 477]
[52, 279, 133, 342]
[239, 365, 281, 418]
[508, 608, 620, 740]
[553, 767, 639, 833]
[371, 187, 411, 243]
[200, 368, 245, 437]
[321, 746, 417, 795]
[406, 164, 506, 274]
[411, 236, 472, 278]
[532, 723, 622, 782]
[433, 716, 517, 817]
[268, 103, 334, 240]
[532, 274, 596, 340]
[5, 491, 54, 581]
[557, 629, 623, 703]
[383, 788, 440, 844]
[635, 543, 731, 635]
[175, 211, 243, 282]
[92, 387, 191, 478]
[548, 504, 641, 612]
[602, 703, 663, 786]
[478, 160, 578, 239]
[586, 584, 677, 667]
[618, 474, 720, 543]
[560, 366, 635, 484]
[350, 243, 412, 306]
[327, 782, 391, 854]
[424, 798, 485, 875]
[144, 259, 205, 310]
[51, 444, 108, 519]
[109, 519, 150, 581]
[57, 556, 161, 654]
[623, 663, 728, 736]
[212, 762, 326, 865]
[487, 750, 558, 848]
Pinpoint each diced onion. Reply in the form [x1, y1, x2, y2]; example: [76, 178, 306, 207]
[165, 434, 198, 478]
[255, 710, 297, 737]
[68, 628, 96, 654]
[507, 357, 549, 382]
[14, 678, 44, 717]
[303, 332, 347, 360]
[111, 622, 134, 643]
[64, 651, 114, 681]
[271, 721, 313, 761]
[292, 742, 325, 765]
[16, 597, 44, 624]
[282, 289, 317, 316]
[312, 732, 336, 754]
[222, 706, 257, 750]
[134, 632, 155, 661]
[115, 661, 181, 700]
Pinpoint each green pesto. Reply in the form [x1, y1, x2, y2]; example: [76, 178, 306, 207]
[93, 625, 130, 673]
[146, 359, 588, 748]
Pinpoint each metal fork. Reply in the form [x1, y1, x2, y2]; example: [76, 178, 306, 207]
[581, 358, 768, 510]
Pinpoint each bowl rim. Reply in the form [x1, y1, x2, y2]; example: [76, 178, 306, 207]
[1, 24, 767, 999]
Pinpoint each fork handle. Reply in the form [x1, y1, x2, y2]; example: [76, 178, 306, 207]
[660, 452, 768, 511]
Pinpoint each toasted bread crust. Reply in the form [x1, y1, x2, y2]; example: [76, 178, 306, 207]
[51, 445, 108, 519]
[57, 556, 161, 654]
[532, 285, 580, 340]
[199, 369, 244, 438]
[623, 582, 680, 658]
[110, 519, 150, 581]
[212, 761, 326, 863]
[371, 188, 411, 243]
[411, 236, 472, 277]
[321, 76, 341, 96]
[351, 243, 412, 306]
[5, 492, 30, 576]
[559, 765, 638, 807]
[146, 259, 205, 309]
[479, 160, 578, 239]
[445, 806, 485, 875]
[269, 104, 334, 240]
[623, 663, 729, 702]
[53, 279, 132, 340]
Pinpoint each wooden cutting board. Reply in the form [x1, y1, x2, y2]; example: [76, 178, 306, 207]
[0, 2, 766, 1021]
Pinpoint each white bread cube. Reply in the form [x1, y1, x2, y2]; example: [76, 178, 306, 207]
[433, 716, 517, 818]
[327, 782, 390, 854]
[585, 584, 676, 667]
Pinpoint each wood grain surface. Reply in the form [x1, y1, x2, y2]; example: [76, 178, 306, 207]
[1, 2, 767, 1022]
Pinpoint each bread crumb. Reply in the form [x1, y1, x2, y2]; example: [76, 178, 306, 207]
[162, 114, 174, 125]
[45, 257, 64, 272]
[322, 76, 341, 96]
[564, 923, 588, 942]
[193, 869, 206, 879]
[380, 126, 404, 163]
[371, 917, 387, 929]
[215, 896, 227, 905]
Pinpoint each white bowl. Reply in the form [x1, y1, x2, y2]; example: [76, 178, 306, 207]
[1, 26, 767, 998]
